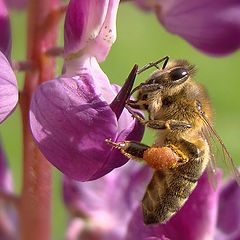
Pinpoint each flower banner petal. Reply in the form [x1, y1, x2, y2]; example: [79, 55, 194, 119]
[64, 0, 119, 61]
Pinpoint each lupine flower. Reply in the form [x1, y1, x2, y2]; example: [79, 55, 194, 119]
[30, 0, 144, 181]
[63, 161, 152, 240]
[63, 161, 240, 240]
[215, 179, 240, 240]
[0, 0, 18, 123]
[0, 143, 17, 240]
[134, 0, 240, 55]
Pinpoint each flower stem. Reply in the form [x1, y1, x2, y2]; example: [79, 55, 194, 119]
[19, 0, 61, 239]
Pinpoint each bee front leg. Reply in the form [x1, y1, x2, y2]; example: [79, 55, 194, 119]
[125, 106, 191, 131]
[149, 120, 192, 131]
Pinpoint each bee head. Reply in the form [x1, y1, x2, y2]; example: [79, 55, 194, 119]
[128, 59, 196, 110]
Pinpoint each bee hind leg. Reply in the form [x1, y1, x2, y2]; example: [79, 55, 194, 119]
[105, 139, 182, 170]
[105, 139, 150, 160]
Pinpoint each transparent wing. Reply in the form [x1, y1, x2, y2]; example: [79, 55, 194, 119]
[201, 126, 219, 190]
[200, 113, 240, 186]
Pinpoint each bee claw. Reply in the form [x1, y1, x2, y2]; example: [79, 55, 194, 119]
[105, 139, 126, 150]
[105, 139, 120, 149]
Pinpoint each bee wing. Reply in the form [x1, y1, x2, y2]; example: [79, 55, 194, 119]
[200, 114, 240, 186]
[201, 126, 218, 190]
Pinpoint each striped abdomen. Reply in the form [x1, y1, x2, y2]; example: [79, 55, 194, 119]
[142, 158, 205, 224]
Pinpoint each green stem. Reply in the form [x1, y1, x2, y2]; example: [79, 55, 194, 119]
[19, 0, 61, 239]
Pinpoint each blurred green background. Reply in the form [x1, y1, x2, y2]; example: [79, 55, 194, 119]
[1, 2, 240, 239]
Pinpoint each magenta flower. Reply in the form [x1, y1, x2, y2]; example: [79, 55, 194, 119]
[63, 161, 152, 240]
[30, 0, 144, 181]
[126, 172, 221, 240]
[63, 162, 240, 240]
[134, 0, 240, 55]
[215, 179, 240, 240]
[0, 143, 17, 240]
[0, 0, 18, 123]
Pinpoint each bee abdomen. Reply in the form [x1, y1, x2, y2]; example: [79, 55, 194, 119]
[142, 170, 198, 224]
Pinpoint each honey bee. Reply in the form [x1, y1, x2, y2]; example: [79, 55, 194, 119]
[106, 57, 240, 224]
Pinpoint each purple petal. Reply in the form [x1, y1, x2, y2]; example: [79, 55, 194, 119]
[0, 0, 11, 59]
[30, 61, 143, 180]
[215, 178, 240, 240]
[64, 0, 119, 61]
[88, 0, 119, 62]
[63, 161, 152, 239]
[0, 143, 13, 193]
[64, 57, 122, 105]
[0, 52, 18, 123]
[0, 143, 17, 240]
[65, 219, 85, 240]
[156, 0, 240, 55]
[126, 171, 221, 240]
[96, 85, 145, 177]
[30, 73, 117, 181]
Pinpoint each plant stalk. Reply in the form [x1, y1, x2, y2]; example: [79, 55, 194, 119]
[19, 0, 61, 239]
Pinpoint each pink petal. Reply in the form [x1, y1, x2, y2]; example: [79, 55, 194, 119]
[0, 52, 18, 123]
[215, 178, 240, 239]
[64, 0, 119, 61]
[157, 0, 240, 55]
[0, 0, 11, 59]
[63, 162, 152, 239]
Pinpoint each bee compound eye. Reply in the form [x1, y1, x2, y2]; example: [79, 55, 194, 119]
[169, 68, 188, 81]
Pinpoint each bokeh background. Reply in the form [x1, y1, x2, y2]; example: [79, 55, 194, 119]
[1, 2, 240, 239]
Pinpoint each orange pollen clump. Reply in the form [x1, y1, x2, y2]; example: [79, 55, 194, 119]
[143, 147, 179, 170]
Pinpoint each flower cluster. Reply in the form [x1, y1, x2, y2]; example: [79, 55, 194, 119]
[29, 0, 143, 181]
[63, 162, 240, 240]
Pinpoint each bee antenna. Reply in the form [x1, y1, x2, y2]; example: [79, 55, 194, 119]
[162, 56, 169, 70]
[137, 56, 169, 74]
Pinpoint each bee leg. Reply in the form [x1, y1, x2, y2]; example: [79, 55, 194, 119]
[147, 120, 192, 131]
[125, 105, 153, 125]
[105, 139, 181, 170]
[125, 106, 191, 130]
[126, 111, 191, 132]
[173, 138, 201, 160]
[105, 139, 150, 160]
